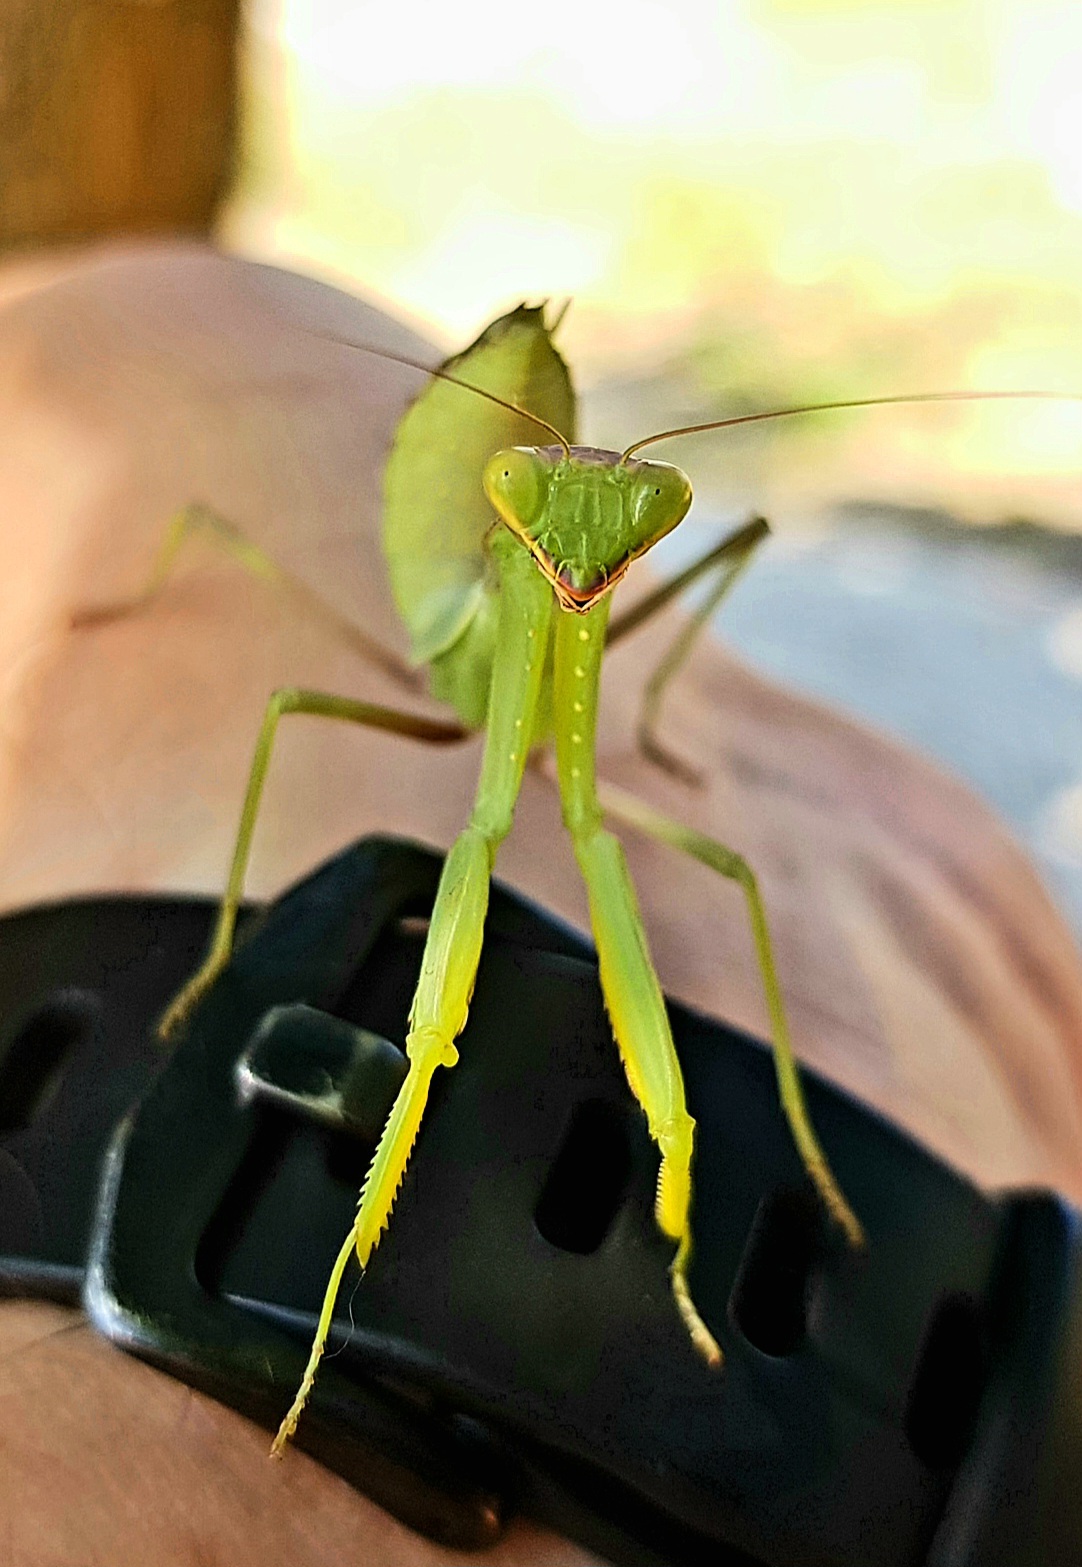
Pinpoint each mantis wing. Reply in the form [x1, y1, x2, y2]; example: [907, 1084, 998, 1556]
[382, 304, 576, 728]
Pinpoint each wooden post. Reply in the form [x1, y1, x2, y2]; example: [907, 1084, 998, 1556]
[0, 0, 239, 249]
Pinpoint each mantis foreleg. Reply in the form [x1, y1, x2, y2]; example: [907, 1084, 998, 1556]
[158, 688, 467, 1039]
[596, 777, 864, 1249]
[552, 601, 721, 1365]
[73, 502, 419, 689]
[274, 534, 553, 1452]
[607, 517, 769, 782]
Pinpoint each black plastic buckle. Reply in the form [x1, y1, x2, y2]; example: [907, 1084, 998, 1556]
[1, 836, 1081, 1565]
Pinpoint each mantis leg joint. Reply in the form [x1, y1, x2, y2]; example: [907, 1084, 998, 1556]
[407, 1025, 460, 1070]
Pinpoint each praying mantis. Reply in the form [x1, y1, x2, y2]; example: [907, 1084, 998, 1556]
[104, 301, 1080, 1456]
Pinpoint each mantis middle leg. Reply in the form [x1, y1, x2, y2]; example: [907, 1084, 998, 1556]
[597, 777, 864, 1249]
[158, 688, 468, 1038]
[274, 534, 554, 1451]
[606, 515, 769, 781]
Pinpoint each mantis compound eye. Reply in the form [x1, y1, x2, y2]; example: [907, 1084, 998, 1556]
[629, 461, 693, 553]
[482, 447, 548, 532]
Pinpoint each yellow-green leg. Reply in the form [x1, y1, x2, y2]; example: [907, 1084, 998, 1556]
[571, 824, 721, 1365]
[552, 600, 720, 1364]
[606, 516, 769, 782]
[72, 502, 419, 688]
[72, 506, 212, 628]
[273, 528, 554, 1453]
[597, 778, 864, 1250]
[273, 962, 473, 1453]
[157, 687, 466, 1039]
[272, 823, 494, 1454]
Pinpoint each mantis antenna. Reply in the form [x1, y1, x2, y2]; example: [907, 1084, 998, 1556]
[299, 328, 572, 457]
[301, 326, 1082, 469]
[621, 389, 1082, 459]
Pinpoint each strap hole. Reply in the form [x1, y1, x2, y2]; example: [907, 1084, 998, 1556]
[905, 1293, 987, 1469]
[0, 990, 99, 1134]
[535, 1098, 632, 1255]
[729, 1187, 824, 1357]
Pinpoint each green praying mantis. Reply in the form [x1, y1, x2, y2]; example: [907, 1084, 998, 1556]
[99, 302, 1081, 1455]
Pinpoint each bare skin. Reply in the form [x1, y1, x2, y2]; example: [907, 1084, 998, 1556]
[1, 243, 1081, 1567]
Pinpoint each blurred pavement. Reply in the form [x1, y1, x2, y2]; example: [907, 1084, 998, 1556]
[660, 513, 1082, 941]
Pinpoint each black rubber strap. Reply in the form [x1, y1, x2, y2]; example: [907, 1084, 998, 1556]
[0, 835, 1078, 1564]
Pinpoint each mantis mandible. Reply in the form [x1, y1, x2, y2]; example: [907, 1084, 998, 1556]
[111, 303, 1079, 1455]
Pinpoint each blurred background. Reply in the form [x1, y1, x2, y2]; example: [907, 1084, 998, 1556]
[4, 0, 1082, 931]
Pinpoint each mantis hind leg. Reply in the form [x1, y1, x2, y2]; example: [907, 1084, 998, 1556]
[606, 516, 769, 783]
[157, 687, 466, 1039]
[72, 502, 419, 689]
[597, 778, 864, 1249]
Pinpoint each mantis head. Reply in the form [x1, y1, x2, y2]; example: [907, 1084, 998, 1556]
[483, 445, 693, 612]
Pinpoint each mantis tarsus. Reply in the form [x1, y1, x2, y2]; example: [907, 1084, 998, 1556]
[95, 303, 1081, 1455]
